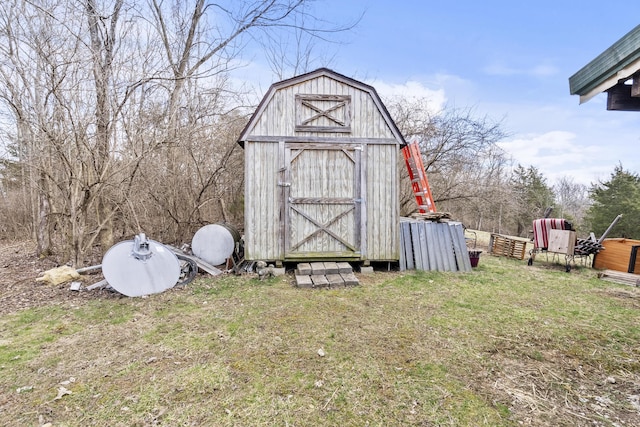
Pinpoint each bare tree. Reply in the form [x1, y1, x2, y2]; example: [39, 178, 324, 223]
[387, 96, 511, 231]
[84, 0, 124, 250]
[136, 0, 358, 241]
[0, 0, 354, 264]
[0, 0, 81, 256]
[259, 2, 359, 79]
[553, 176, 590, 230]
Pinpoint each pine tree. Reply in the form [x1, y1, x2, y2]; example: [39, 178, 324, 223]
[585, 165, 640, 239]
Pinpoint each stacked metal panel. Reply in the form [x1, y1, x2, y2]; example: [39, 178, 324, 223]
[399, 218, 472, 272]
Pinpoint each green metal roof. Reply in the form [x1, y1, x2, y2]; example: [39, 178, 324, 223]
[569, 25, 640, 99]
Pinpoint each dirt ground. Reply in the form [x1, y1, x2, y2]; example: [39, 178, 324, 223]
[0, 240, 122, 316]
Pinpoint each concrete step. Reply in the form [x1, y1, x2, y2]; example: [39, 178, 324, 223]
[296, 261, 354, 276]
[294, 262, 359, 288]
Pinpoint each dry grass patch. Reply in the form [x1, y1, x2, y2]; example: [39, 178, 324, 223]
[1, 255, 640, 426]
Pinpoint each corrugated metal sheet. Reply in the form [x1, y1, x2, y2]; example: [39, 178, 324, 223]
[399, 219, 472, 272]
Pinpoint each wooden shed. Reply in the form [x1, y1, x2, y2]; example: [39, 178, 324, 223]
[237, 68, 406, 264]
[593, 238, 640, 274]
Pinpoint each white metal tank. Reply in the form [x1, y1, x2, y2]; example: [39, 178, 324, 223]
[102, 233, 180, 297]
[191, 223, 240, 266]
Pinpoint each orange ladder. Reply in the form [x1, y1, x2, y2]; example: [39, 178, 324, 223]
[402, 140, 436, 213]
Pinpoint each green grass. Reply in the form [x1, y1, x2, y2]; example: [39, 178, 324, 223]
[1, 255, 640, 426]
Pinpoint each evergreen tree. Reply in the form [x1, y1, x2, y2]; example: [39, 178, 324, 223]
[509, 165, 555, 236]
[585, 165, 640, 239]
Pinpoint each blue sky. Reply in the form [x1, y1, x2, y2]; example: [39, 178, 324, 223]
[237, 0, 640, 187]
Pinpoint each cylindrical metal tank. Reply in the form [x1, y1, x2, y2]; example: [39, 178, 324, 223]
[191, 223, 241, 266]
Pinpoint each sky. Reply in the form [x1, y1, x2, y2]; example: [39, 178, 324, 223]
[234, 0, 640, 187]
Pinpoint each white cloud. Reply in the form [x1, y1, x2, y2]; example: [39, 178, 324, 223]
[483, 63, 518, 76]
[230, 66, 451, 113]
[498, 131, 606, 185]
[483, 62, 558, 77]
[531, 64, 558, 77]
[366, 78, 447, 112]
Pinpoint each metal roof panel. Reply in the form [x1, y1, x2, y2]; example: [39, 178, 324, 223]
[569, 25, 640, 97]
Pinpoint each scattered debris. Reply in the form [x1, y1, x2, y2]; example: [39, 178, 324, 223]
[256, 261, 275, 281]
[94, 233, 220, 297]
[36, 266, 80, 286]
[59, 377, 76, 385]
[598, 270, 640, 287]
[628, 395, 640, 412]
[28, 230, 236, 298]
[53, 386, 72, 401]
[85, 279, 109, 291]
[167, 245, 222, 277]
[75, 264, 102, 274]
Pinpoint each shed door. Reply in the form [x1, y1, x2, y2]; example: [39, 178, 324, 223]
[284, 146, 361, 258]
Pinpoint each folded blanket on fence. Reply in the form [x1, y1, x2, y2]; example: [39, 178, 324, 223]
[532, 218, 570, 249]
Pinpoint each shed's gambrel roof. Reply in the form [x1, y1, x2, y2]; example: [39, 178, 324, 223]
[237, 68, 407, 147]
[569, 25, 640, 103]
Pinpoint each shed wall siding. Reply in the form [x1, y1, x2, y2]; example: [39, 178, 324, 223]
[242, 70, 402, 262]
[365, 144, 399, 260]
[244, 141, 282, 260]
[251, 76, 395, 140]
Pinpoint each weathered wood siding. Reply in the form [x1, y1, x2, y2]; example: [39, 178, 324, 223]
[241, 70, 402, 262]
[251, 76, 396, 140]
[287, 147, 358, 256]
[244, 141, 282, 260]
[365, 144, 399, 260]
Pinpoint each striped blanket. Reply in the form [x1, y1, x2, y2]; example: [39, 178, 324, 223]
[532, 218, 570, 249]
